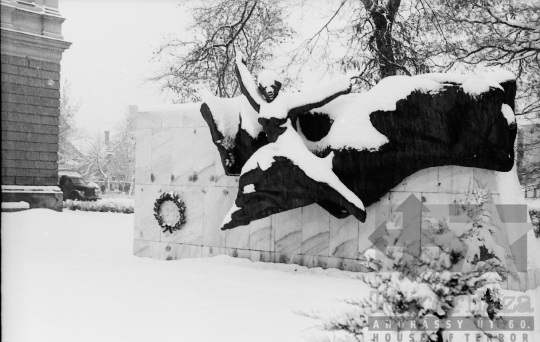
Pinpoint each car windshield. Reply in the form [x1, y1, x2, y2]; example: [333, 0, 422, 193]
[72, 178, 86, 185]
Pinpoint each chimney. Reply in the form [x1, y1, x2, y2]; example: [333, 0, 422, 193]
[104, 131, 110, 146]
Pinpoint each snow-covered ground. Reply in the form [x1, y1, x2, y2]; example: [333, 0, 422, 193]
[2, 209, 371, 342]
[2, 209, 540, 342]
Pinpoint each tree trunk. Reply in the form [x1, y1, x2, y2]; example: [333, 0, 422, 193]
[363, 0, 401, 79]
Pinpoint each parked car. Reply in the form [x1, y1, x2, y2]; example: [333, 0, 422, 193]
[58, 170, 101, 201]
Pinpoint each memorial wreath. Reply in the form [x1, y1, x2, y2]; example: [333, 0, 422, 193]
[153, 191, 186, 233]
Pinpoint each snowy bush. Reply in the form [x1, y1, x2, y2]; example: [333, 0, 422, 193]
[530, 210, 540, 238]
[63, 199, 134, 214]
[314, 189, 507, 342]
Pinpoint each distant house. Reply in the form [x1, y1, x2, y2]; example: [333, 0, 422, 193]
[1, 0, 71, 210]
[59, 140, 85, 170]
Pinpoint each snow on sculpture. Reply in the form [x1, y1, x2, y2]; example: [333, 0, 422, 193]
[200, 53, 517, 231]
[219, 53, 366, 229]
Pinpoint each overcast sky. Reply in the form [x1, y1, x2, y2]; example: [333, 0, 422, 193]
[60, 0, 188, 134]
[59, 0, 347, 135]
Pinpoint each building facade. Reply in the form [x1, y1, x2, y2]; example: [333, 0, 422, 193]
[1, 0, 70, 210]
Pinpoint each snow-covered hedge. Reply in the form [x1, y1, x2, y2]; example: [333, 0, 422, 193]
[63, 199, 134, 214]
[314, 189, 507, 341]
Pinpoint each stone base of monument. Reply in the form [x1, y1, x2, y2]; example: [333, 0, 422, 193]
[1, 186, 63, 212]
[1, 201, 30, 212]
[133, 104, 540, 291]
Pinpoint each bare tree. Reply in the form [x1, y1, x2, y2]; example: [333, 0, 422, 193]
[289, 0, 538, 105]
[109, 110, 136, 194]
[426, 0, 539, 116]
[58, 80, 82, 168]
[151, 0, 294, 102]
[77, 114, 134, 192]
[286, 0, 438, 88]
[77, 131, 111, 190]
[517, 122, 540, 190]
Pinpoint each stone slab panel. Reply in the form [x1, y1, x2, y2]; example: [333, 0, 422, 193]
[135, 129, 151, 185]
[203, 186, 236, 247]
[404, 167, 439, 193]
[301, 204, 330, 256]
[438, 166, 453, 193]
[452, 166, 474, 194]
[313, 256, 343, 270]
[473, 168, 500, 194]
[133, 239, 150, 258]
[161, 111, 185, 128]
[149, 241, 164, 259]
[171, 127, 194, 186]
[201, 246, 227, 258]
[249, 216, 272, 251]
[273, 207, 302, 254]
[192, 127, 216, 187]
[260, 251, 273, 263]
[151, 128, 173, 185]
[329, 215, 359, 259]
[273, 252, 302, 266]
[358, 195, 390, 256]
[182, 110, 207, 127]
[135, 184, 162, 242]
[224, 224, 250, 250]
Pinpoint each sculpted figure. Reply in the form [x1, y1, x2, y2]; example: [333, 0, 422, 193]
[200, 52, 517, 230]
[219, 53, 367, 229]
[234, 52, 353, 143]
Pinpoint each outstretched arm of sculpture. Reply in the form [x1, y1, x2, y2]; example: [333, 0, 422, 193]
[234, 52, 264, 113]
[286, 76, 353, 118]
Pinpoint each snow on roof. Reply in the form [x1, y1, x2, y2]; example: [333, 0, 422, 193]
[1, 185, 61, 193]
[58, 170, 83, 178]
[69, 139, 87, 155]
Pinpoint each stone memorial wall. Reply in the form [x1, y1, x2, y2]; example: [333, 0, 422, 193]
[133, 104, 539, 291]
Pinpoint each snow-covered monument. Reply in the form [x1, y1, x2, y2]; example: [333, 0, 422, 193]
[133, 55, 539, 291]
